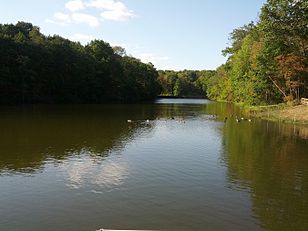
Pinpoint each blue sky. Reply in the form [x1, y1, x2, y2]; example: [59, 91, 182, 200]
[0, 0, 266, 70]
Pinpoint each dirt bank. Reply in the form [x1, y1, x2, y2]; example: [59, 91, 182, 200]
[249, 104, 308, 125]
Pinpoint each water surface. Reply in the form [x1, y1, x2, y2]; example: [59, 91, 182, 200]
[0, 99, 307, 231]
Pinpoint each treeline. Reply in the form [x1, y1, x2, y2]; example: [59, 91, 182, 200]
[207, 0, 307, 105]
[158, 70, 216, 97]
[0, 22, 161, 104]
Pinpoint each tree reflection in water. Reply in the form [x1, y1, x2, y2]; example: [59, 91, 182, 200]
[222, 118, 308, 231]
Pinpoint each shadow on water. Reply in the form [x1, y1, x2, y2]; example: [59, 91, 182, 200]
[0, 104, 159, 174]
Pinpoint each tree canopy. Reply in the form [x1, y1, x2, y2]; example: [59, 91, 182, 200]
[207, 0, 308, 105]
[0, 22, 161, 104]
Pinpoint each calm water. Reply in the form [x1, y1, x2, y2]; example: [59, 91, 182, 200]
[0, 99, 307, 231]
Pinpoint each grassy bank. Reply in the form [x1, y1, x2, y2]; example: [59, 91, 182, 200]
[247, 104, 308, 125]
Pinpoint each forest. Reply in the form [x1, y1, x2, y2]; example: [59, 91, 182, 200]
[205, 0, 308, 105]
[157, 70, 215, 97]
[0, 22, 161, 104]
[0, 0, 307, 105]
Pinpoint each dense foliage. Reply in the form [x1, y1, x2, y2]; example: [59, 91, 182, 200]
[207, 0, 308, 105]
[0, 22, 161, 104]
[158, 70, 216, 97]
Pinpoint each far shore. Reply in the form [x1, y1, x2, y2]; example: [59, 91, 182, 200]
[157, 95, 207, 99]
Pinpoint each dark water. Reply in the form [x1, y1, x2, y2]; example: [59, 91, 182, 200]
[0, 99, 307, 231]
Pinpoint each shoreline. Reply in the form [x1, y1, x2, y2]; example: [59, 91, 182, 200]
[247, 104, 308, 125]
[157, 95, 207, 99]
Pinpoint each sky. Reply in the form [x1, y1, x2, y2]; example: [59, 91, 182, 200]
[0, 0, 267, 70]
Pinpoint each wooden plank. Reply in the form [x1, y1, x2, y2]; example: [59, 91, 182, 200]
[301, 98, 308, 105]
[97, 230, 155, 231]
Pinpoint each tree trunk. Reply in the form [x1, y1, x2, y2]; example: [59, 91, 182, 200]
[268, 76, 287, 98]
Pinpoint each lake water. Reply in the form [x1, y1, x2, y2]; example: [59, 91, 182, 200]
[0, 99, 307, 231]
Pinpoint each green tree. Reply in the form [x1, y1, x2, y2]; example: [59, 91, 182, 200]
[0, 22, 161, 104]
[259, 0, 308, 101]
[211, 0, 307, 105]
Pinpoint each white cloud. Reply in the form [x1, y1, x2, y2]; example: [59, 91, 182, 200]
[46, 11, 100, 27]
[86, 0, 126, 11]
[136, 53, 170, 64]
[54, 12, 71, 24]
[45, 12, 71, 26]
[101, 10, 135, 21]
[69, 33, 95, 44]
[45, 18, 62, 26]
[132, 52, 179, 70]
[46, 0, 136, 28]
[71, 13, 100, 27]
[108, 41, 171, 68]
[65, 0, 85, 12]
[87, 0, 136, 21]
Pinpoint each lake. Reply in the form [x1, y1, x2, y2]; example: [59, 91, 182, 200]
[0, 99, 307, 231]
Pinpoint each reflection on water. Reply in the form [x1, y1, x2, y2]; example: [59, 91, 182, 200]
[0, 104, 157, 174]
[64, 153, 128, 189]
[0, 100, 307, 231]
[222, 118, 308, 231]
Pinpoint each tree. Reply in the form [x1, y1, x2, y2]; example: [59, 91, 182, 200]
[222, 22, 255, 56]
[275, 54, 307, 101]
[212, 0, 308, 105]
[0, 22, 161, 104]
[259, 0, 308, 101]
[112, 46, 126, 57]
